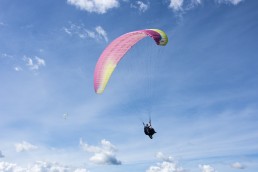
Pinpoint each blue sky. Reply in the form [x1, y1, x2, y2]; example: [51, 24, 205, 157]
[0, 0, 258, 171]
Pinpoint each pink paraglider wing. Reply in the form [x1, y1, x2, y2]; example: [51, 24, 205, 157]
[94, 29, 168, 94]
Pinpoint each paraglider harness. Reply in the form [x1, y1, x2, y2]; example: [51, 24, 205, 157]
[143, 119, 156, 139]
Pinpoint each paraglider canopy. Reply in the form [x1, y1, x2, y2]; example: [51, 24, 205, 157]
[94, 29, 168, 94]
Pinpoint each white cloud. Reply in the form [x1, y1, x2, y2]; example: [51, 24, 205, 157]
[35, 56, 45, 67]
[168, 0, 243, 11]
[74, 169, 90, 172]
[63, 27, 73, 35]
[0, 162, 24, 172]
[216, 0, 244, 5]
[14, 66, 23, 72]
[28, 161, 69, 172]
[14, 141, 38, 152]
[169, 0, 202, 11]
[25, 57, 33, 66]
[67, 0, 119, 14]
[1, 53, 45, 72]
[146, 152, 184, 172]
[156, 152, 174, 162]
[187, 0, 202, 9]
[146, 161, 185, 172]
[80, 138, 121, 165]
[131, 1, 149, 13]
[23, 56, 46, 71]
[169, 0, 184, 11]
[0, 151, 4, 158]
[231, 162, 246, 169]
[95, 26, 108, 42]
[0, 161, 89, 172]
[63, 23, 108, 42]
[199, 164, 216, 172]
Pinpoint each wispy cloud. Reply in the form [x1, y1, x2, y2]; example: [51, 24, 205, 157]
[199, 164, 217, 172]
[1, 53, 13, 59]
[67, 0, 119, 14]
[14, 141, 38, 152]
[168, 0, 244, 11]
[95, 26, 108, 42]
[1, 53, 45, 72]
[63, 23, 108, 42]
[23, 56, 46, 70]
[231, 162, 246, 169]
[131, 1, 150, 13]
[146, 152, 184, 172]
[80, 138, 122, 165]
[169, 0, 184, 11]
[216, 0, 244, 5]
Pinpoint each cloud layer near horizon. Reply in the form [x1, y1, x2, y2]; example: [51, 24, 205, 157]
[0, 161, 89, 172]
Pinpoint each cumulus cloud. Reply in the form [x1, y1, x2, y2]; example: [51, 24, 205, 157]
[23, 56, 46, 70]
[147, 161, 185, 172]
[0, 161, 89, 172]
[63, 23, 108, 42]
[199, 164, 216, 172]
[231, 162, 246, 169]
[80, 138, 121, 165]
[14, 141, 38, 152]
[168, 0, 244, 11]
[131, 1, 150, 13]
[67, 0, 119, 14]
[0, 151, 4, 158]
[146, 152, 184, 172]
